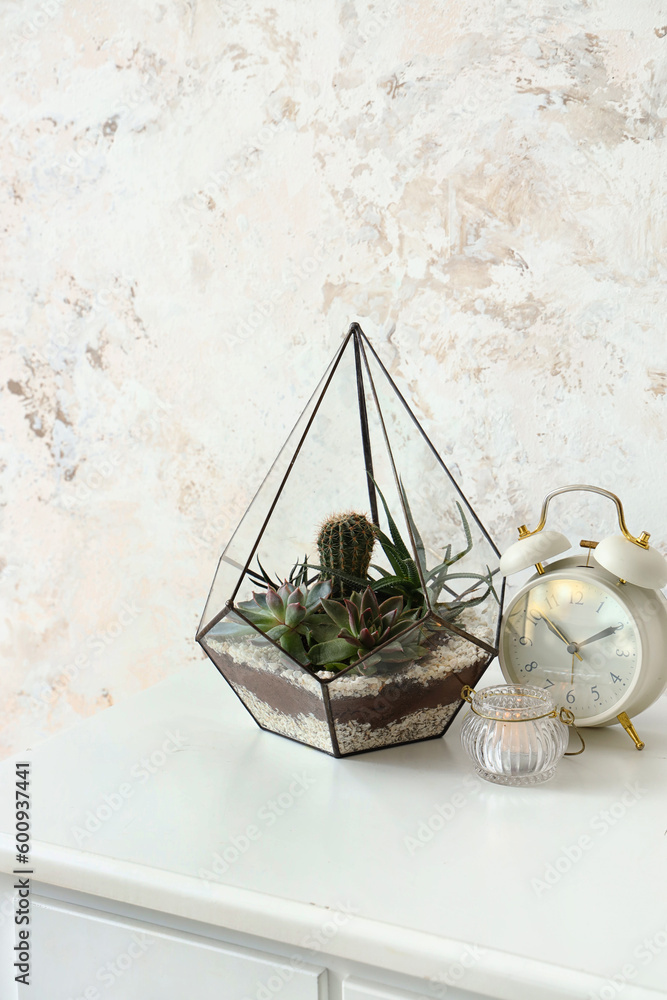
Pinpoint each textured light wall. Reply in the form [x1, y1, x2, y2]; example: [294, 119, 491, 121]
[2, 0, 666, 756]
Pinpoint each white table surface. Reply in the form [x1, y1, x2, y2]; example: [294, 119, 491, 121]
[1, 657, 667, 1000]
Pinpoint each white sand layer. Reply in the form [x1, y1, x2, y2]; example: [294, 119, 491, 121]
[230, 682, 334, 754]
[334, 701, 460, 754]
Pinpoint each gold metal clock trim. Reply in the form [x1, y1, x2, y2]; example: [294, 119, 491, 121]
[580, 539, 598, 568]
[617, 712, 645, 750]
[516, 485, 650, 549]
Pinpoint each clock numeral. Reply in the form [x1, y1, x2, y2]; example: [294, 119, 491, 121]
[544, 678, 555, 688]
[610, 672, 622, 684]
[524, 661, 538, 672]
[570, 590, 584, 605]
[596, 601, 606, 613]
[615, 649, 630, 658]
[528, 610, 541, 625]
[566, 690, 575, 704]
[591, 685, 600, 702]
[546, 594, 559, 610]
[519, 636, 532, 646]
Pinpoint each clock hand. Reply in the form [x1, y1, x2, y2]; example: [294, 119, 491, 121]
[569, 624, 621, 689]
[574, 625, 620, 650]
[540, 614, 583, 661]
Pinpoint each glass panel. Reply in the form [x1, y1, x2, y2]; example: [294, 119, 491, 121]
[198, 336, 346, 635]
[358, 335, 502, 646]
[201, 607, 333, 755]
[207, 330, 414, 617]
[326, 614, 493, 755]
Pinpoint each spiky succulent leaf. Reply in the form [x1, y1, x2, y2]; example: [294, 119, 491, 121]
[305, 580, 332, 608]
[280, 630, 310, 664]
[357, 627, 375, 649]
[265, 624, 289, 642]
[372, 529, 407, 577]
[265, 587, 285, 622]
[398, 477, 426, 571]
[341, 596, 359, 634]
[360, 586, 379, 618]
[320, 599, 350, 630]
[251, 592, 269, 611]
[208, 619, 256, 640]
[370, 477, 412, 562]
[370, 575, 417, 596]
[308, 638, 357, 665]
[453, 501, 473, 561]
[306, 620, 342, 644]
[378, 595, 403, 618]
[284, 600, 307, 629]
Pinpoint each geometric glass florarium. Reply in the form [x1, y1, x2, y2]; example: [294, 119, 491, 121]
[197, 324, 505, 757]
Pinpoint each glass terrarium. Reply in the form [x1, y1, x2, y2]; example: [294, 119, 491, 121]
[197, 323, 505, 757]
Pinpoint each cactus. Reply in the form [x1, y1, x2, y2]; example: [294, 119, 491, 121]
[316, 511, 376, 598]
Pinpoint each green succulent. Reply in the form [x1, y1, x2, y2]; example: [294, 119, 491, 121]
[209, 579, 332, 664]
[308, 586, 427, 675]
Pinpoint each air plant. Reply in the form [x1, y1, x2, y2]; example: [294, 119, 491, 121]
[209, 579, 332, 664]
[393, 479, 499, 619]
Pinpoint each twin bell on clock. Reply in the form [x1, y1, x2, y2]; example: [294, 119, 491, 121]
[497, 485, 667, 750]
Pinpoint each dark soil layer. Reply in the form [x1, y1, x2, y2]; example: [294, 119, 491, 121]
[202, 641, 327, 721]
[330, 656, 489, 730]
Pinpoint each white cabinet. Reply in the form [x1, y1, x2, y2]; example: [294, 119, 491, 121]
[342, 976, 492, 1000]
[3, 661, 667, 999]
[23, 895, 326, 1000]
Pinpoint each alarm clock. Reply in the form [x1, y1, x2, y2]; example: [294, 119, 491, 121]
[498, 485, 667, 749]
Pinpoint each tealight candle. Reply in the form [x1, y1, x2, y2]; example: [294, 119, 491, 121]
[460, 683, 583, 786]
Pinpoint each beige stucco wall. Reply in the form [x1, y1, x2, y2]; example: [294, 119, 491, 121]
[1, 0, 666, 756]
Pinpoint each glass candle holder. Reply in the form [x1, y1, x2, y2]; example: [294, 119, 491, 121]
[460, 684, 573, 786]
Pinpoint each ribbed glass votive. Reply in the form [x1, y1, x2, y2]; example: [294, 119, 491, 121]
[460, 684, 570, 786]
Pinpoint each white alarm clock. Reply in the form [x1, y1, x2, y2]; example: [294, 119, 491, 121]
[498, 485, 667, 749]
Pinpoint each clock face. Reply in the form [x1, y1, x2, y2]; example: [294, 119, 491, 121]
[500, 574, 642, 722]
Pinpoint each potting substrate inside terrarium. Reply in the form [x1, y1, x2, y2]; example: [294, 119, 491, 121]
[198, 326, 504, 756]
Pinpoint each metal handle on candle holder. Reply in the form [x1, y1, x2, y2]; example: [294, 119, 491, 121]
[460, 686, 586, 755]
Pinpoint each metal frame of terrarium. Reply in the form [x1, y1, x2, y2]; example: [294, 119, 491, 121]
[197, 323, 505, 757]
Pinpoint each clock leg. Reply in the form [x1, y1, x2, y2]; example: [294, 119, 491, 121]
[617, 712, 645, 750]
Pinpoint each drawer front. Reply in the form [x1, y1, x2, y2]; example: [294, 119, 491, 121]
[21, 895, 326, 1000]
[343, 975, 492, 1000]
